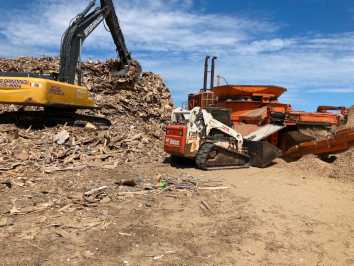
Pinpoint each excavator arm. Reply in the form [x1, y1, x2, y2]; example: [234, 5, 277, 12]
[59, 0, 140, 85]
[100, 0, 130, 66]
[59, 0, 108, 84]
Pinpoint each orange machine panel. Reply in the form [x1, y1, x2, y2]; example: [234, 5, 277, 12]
[284, 128, 354, 158]
[212, 85, 287, 98]
[221, 101, 264, 123]
[287, 112, 340, 126]
[188, 91, 217, 110]
[220, 101, 290, 124]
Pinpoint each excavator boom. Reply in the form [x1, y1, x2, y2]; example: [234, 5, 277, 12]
[59, 1, 108, 84]
[59, 0, 141, 85]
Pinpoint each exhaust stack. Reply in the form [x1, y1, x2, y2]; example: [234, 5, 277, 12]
[203, 56, 210, 91]
[210, 56, 217, 89]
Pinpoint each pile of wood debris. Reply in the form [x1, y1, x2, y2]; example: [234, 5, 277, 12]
[329, 148, 354, 180]
[329, 105, 354, 180]
[0, 57, 174, 174]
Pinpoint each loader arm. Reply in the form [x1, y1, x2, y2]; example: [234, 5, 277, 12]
[201, 109, 244, 151]
[189, 107, 244, 152]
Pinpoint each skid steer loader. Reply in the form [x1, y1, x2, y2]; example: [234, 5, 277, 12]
[164, 107, 281, 170]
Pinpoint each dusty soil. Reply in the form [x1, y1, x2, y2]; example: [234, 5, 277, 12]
[1, 158, 354, 266]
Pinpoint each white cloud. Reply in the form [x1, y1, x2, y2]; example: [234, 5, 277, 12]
[0, 0, 276, 55]
[307, 88, 354, 93]
[235, 38, 295, 55]
[0, 0, 353, 110]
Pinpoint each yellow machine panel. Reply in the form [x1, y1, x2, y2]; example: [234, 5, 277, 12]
[0, 77, 96, 109]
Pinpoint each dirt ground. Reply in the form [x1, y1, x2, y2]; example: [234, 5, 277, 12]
[1, 158, 354, 266]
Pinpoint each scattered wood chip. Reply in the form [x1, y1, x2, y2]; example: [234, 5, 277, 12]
[54, 130, 70, 145]
[200, 200, 213, 214]
[198, 186, 229, 191]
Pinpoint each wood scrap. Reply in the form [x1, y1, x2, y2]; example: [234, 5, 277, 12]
[0, 57, 174, 175]
[198, 186, 229, 191]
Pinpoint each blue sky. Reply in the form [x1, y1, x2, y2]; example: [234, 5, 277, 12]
[1, 0, 354, 110]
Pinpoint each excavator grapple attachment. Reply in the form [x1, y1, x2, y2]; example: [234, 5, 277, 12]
[108, 59, 142, 84]
[100, 0, 142, 82]
[244, 140, 282, 168]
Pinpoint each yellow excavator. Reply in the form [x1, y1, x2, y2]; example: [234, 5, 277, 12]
[0, 0, 141, 126]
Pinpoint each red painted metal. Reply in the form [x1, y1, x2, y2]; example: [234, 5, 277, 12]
[164, 125, 187, 157]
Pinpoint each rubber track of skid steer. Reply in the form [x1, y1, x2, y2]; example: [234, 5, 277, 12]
[195, 142, 214, 170]
[195, 142, 250, 170]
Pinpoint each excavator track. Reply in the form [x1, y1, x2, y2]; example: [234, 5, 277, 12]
[195, 142, 250, 170]
[0, 110, 111, 129]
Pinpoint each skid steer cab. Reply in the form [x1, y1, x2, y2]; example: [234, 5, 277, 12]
[164, 107, 281, 170]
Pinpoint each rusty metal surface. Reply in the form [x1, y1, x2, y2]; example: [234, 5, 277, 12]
[284, 128, 354, 159]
